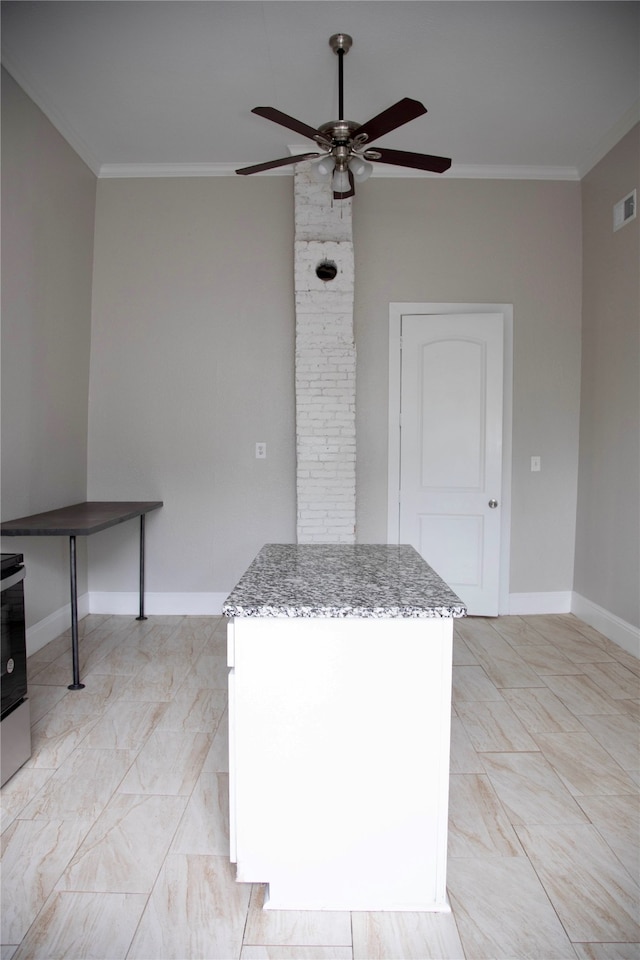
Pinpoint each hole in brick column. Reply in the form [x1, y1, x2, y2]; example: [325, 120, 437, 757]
[315, 259, 338, 281]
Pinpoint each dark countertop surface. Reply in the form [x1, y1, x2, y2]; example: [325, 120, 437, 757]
[222, 543, 467, 619]
[0, 501, 163, 536]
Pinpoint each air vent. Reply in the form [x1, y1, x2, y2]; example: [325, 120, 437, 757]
[613, 189, 636, 232]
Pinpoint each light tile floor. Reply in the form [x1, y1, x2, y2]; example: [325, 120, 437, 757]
[1, 613, 638, 959]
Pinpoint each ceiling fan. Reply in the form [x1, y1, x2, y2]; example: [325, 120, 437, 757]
[236, 33, 451, 199]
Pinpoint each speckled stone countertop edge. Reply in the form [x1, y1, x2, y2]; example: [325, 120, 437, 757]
[222, 604, 466, 619]
[222, 544, 467, 620]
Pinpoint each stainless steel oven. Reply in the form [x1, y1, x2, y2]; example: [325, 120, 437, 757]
[1, 552, 31, 785]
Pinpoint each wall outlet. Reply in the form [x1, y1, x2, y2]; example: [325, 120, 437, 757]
[531, 455, 541, 472]
[255, 442, 267, 459]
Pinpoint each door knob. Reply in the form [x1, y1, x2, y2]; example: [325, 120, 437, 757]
[488, 499, 499, 509]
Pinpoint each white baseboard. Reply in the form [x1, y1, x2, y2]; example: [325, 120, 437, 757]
[571, 592, 640, 659]
[29, 590, 637, 662]
[26, 592, 227, 656]
[26, 593, 90, 657]
[507, 591, 572, 616]
[88, 591, 228, 617]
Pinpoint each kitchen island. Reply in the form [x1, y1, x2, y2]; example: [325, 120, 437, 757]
[222, 543, 466, 911]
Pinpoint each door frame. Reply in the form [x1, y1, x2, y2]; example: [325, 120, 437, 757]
[388, 303, 513, 615]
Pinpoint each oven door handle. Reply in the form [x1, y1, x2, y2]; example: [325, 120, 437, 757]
[1, 567, 25, 591]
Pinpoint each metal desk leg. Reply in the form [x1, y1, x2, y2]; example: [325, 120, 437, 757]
[136, 514, 147, 621]
[68, 535, 85, 690]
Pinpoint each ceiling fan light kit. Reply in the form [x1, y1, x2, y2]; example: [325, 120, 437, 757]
[236, 34, 451, 199]
[349, 156, 374, 183]
[311, 154, 336, 180]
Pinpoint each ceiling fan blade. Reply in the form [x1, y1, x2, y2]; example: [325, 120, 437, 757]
[372, 148, 451, 174]
[354, 98, 428, 144]
[236, 152, 320, 176]
[251, 107, 321, 142]
[333, 170, 355, 200]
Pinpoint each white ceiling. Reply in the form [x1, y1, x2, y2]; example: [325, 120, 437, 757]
[2, 1, 639, 180]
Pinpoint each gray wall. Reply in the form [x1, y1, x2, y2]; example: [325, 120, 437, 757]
[0, 69, 96, 627]
[88, 174, 582, 600]
[574, 124, 640, 628]
[4, 72, 636, 628]
[353, 178, 582, 594]
[87, 177, 297, 596]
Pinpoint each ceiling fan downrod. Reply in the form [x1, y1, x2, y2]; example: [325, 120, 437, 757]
[329, 33, 352, 122]
[327, 34, 355, 196]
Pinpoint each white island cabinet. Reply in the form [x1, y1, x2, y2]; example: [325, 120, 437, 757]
[222, 544, 466, 911]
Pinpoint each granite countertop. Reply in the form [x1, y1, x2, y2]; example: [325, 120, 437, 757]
[222, 544, 467, 619]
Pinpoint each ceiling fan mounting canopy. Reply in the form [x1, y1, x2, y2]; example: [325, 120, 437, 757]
[236, 34, 451, 199]
[329, 33, 353, 55]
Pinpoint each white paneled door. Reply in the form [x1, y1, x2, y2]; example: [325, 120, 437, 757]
[399, 313, 504, 615]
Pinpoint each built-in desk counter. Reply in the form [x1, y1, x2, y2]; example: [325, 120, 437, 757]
[1, 501, 163, 689]
[223, 544, 466, 911]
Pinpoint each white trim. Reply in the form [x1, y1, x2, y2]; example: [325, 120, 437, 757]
[26, 593, 90, 657]
[6, 51, 634, 185]
[572, 592, 640, 659]
[98, 105, 639, 182]
[508, 592, 572, 616]
[283, 148, 580, 181]
[361, 163, 578, 181]
[99, 162, 259, 179]
[88, 591, 227, 616]
[1, 57, 102, 176]
[26, 591, 227, 655]
[26, 591, 638, 660]
[578, 99, 640, 179]
[97, 160, 580, 182]
[444, 164, 578, 182]
[388, 303, 513, 616]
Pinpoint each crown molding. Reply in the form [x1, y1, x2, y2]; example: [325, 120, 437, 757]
[99, 162, 247, 178]
[286, 142, 579, 180]
[578, 99, 640, 178]
[374, 163, 580, 181]
[6, 48, 631, 186]
[2, 57, 101, 175]
[98, 159, 580, 181]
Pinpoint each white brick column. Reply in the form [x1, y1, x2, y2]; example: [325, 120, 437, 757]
[294, 163, 356, 543]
